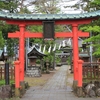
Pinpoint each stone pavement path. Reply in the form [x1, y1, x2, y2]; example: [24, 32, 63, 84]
[20, 65, 100, 100]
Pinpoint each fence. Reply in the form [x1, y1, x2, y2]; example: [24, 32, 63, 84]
[83, 62, 100, 80]
[0, 64, 15, 80]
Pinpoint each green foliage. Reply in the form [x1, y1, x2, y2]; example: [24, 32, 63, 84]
[27, 25, 43, 44]
[0, 0, 32, 58]
[67, 56, 71, 65]
[0, 80, 14, 86]
[34, 0, 60, 14]
[80, 25, 100, 57]
[71, 0, 100, 12]
[28, 25, 43, 32]
[92, 0, 100, 5]
[80, 25, 100, 33]
[0, 31, 4, 48]
[55, 56, 61, 63]
[19, 7, 31, 14]
[0, 1, 19, 57]
[0, 24, 18, 57]
[75, 0, 100, 58]
[0, 0, 18, 13]
[55, 25, 64, 32]
[6, 38, 18, 57]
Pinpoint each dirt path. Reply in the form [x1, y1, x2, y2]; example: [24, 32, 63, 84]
[24, 67, 60, 87]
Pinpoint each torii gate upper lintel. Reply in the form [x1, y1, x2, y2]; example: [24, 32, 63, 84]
[6, 17, 95, 25]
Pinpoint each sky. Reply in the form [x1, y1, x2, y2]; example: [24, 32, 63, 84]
[59, 0, 82, 14]
[24, 0, 82, 14]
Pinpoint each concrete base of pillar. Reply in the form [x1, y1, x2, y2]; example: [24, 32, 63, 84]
[77, 87, 83, 97]
[72, 80, 78, 92]
[15, 88, 20, 97]
[20, 81, 25, 96]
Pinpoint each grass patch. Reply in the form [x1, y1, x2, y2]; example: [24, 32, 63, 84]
[0, 80, 14, 86]
[24, 77, 47, 86]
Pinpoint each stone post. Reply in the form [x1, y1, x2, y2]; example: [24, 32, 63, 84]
[5, 63, 9, 85]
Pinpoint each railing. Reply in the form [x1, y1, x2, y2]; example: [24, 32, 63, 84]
[83, 62, 100, 80]
[0, 64, 15, 80]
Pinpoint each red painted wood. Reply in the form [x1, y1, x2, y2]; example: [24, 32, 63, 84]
[72, 24, 79, 81]
[8, 31, 89, 38]
[6, 20, 42, 25]
[55, 18, 96, 25]
[8, 31, 20, 38]
[55, 32, 73, 38]
[19, 24, 25, 82]
[78, 31, 89, 37]
[14, 60, 20, 88]
[25, 32, 43, 38]
[6, 18, 96, 25]
[25, 32, 73, 38]
[78, 60, 83, 87]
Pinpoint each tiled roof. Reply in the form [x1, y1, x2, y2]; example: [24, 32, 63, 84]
[28, 45, 46, 58]
[0, 10, 100, 20]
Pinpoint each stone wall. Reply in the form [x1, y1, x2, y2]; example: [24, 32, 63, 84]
[26, 66, 41, 77]
[75, 81, 100, 97]
[0, 85, 12, 100]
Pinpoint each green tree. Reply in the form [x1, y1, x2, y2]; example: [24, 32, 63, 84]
[0, 0, 19, 13]
[0, 0, 31, 57]
[63, 0, 100, 57]
[33, 0, 60, 14]
[78, 0, 100, 57]
[70, 0, 100, 12]
[0, 31, 4, 48]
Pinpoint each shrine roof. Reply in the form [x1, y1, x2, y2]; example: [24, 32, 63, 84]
[0, 10, 100, 20]
[28, 45, 46, 59]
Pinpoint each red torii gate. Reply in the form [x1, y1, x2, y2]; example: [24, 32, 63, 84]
[7, 18, 92, 83]
[0, 10, 99, 96]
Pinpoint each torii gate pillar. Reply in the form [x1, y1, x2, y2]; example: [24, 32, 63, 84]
[72, 24, 79, 80]
[19, 24, 25, 81]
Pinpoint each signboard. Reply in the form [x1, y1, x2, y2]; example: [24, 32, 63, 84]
[43, 21, 55, 40]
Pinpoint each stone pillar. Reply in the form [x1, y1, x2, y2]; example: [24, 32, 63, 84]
[5, 63, 9, 85]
